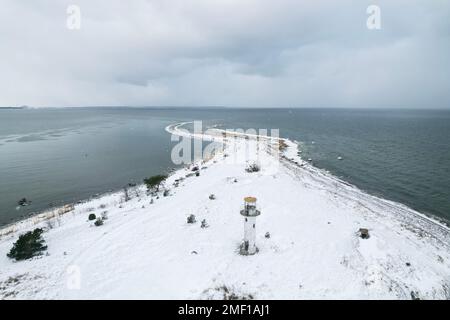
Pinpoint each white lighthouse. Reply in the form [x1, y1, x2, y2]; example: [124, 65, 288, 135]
[239, 197, 261, 255]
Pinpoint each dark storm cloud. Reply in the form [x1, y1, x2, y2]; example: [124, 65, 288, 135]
[0, 0, 449, 108]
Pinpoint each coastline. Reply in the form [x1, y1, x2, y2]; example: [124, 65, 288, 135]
[0, 122, 449, 299]
[2, 122, 447, 237]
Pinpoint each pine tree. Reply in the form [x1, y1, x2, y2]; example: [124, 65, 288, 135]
[7, 228, 47, 261]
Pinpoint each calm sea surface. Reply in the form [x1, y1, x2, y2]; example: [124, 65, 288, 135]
[0, 107, 449, 226]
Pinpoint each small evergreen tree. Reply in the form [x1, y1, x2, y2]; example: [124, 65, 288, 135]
[144, 174, 167, 192]
[7, 228, 47, 261]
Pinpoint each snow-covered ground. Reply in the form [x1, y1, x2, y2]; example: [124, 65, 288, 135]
[0, 123, 449, 299]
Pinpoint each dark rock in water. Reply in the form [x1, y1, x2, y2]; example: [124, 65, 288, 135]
[128, 182, 137, 187]
[359, 228, 370, 239]
[18, 198, 29, 206]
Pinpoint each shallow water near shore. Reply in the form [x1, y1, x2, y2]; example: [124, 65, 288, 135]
[0, 107, 449, 226]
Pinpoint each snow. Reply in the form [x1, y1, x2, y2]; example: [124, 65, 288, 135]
[0, 122, 449, 299]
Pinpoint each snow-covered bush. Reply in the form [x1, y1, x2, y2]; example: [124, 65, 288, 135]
[187, 214, 196, 224]
[359, 228, 370, 239]
[94, 218, 104, 226]
[7, 228, 47, 261]
[245, 163, 260, 173]
[203, 285, 254, 300]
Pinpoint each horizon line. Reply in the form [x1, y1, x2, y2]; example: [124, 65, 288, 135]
[1, 105, 450, 111]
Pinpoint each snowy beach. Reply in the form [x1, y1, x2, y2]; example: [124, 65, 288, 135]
[0, 123, 449, 299]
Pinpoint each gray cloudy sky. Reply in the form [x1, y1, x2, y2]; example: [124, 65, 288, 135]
[0, 0, 449, 108]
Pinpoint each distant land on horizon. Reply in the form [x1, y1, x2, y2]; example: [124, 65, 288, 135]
[0, 106, 29, 109]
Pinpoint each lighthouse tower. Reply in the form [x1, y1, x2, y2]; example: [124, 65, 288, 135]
[239, 197, 261, 255]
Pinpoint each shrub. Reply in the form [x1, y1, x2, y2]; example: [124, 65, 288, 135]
[94, 218, 104, 226]
[205, 285, 254, 300]
[88, 213, 96, 221]
[123, 187, 130, 202]
[7, 228, 47, 261]
[201, 219, 209, 228]
[144, 174, 168, 192]
[187, 214, 196, 224]
[359, 228, 370, 239]
[278, 139, 288, 151]
[245, 163, 260, 173]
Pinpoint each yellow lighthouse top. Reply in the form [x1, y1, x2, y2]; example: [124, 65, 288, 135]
[244, 196, 257, 203]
